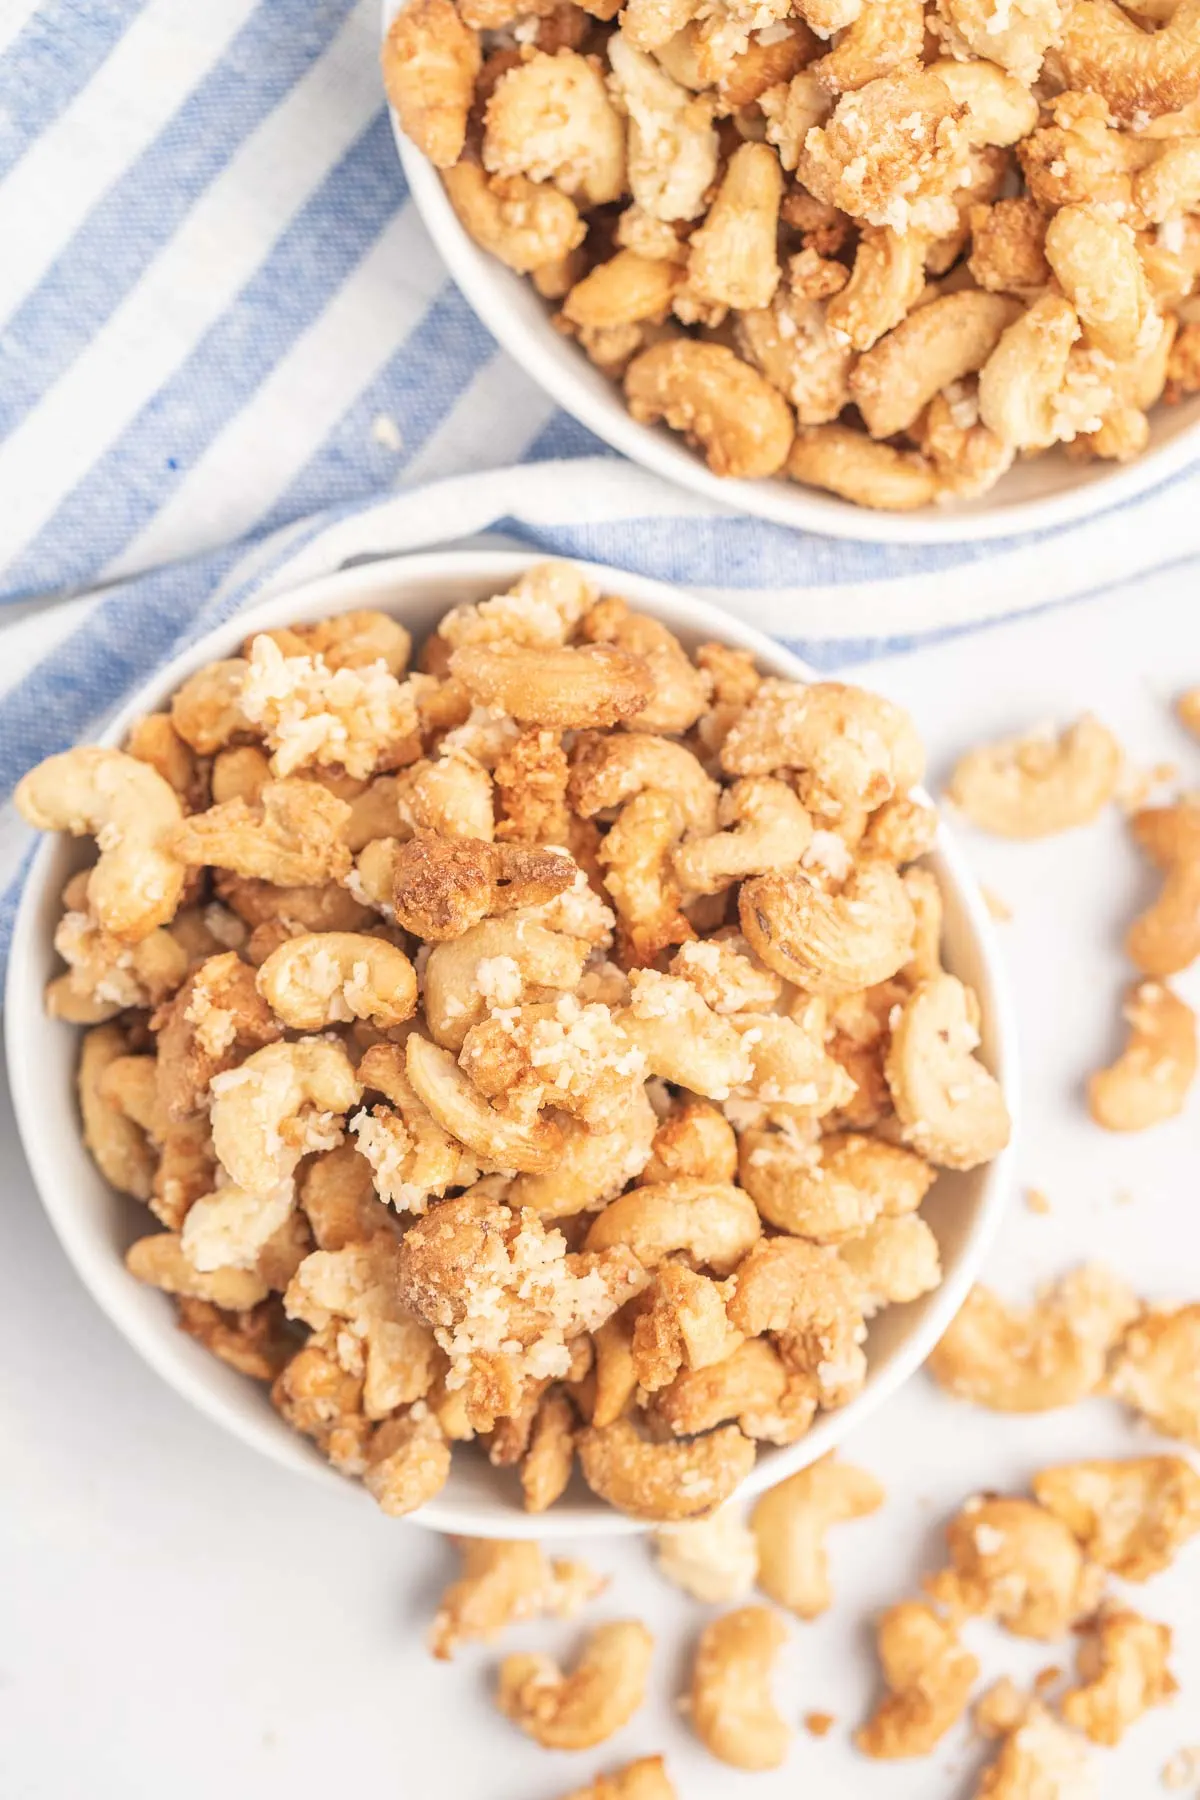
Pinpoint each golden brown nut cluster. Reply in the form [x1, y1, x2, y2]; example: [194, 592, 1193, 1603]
[17, 561, 1010, 1521]
[384, 0, 1200, 511]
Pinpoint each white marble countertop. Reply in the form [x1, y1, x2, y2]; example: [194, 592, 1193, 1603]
[2, 568, 1198, 1800]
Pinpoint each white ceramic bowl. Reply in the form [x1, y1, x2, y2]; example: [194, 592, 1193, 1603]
[6, 550, 1018, 1536]
[385, 28, 1200, 544]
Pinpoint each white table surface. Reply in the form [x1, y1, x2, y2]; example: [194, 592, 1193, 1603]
[2, 568, 1199, 1800]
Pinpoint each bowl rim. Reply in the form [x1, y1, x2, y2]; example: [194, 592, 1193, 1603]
[5, 547, 1019, 1536]
[392, 105, 1200, 546]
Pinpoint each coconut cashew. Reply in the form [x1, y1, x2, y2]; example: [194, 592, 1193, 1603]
[577, 1417, 757, 1519]
[16, 748, 186, 941]
[739, 863, 916, 996]
[1088, 980, 1197, 1130]
[256, 931, 418, 1030]
[584, 1179, 761, 1275]
[673, 779, 813, 894]
[209, 1037, 362, 1194]
[885, 975, 1010, 1169]
[689, 1607, 792, 1771]
[497, 1621, 653, 1749]
[404, 1032, 563, 1172]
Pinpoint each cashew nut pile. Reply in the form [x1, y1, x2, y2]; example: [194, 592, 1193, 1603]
[384, 0, 1200, 513]
[18, 561, 1013, 1522]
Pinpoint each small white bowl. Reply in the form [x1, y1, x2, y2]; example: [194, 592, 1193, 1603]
[6, 550, 1018, 1536]
[385, 38, 1200, 543]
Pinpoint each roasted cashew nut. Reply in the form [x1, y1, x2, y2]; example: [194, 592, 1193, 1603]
[928, 1265, 1139, 1412]
[577, 1416, 757, 1520]
[607, 31, 718, 222]
[687, 142, 783, 313]
[947, 714, 1124, 839]
[172, 779, 352, 885]
[839, 1214, 943, 1316]
[389, 834, 574, 941]
[641, 1097, 738, 1186]
[624, 340, 795, 482]
[929, 1495, 1104, 1639]
[652, 1507, 759, 1604]
[1058, 0, 1200, 124]
[1108, 1302, 1200, 1446]
[429, 1538, 605, 1660]
[650, 1337, 815, 1445]
[884, 974, 1010, 1170]
[721, 679, 924, 816]
[497, 1620, 653, 1749]
[442, 163, 587, 274]
[483, 49, 627, 208]
[1061, 1604, 1176, 1746]
[751, 1453, 885, 1617]
[284, 1239, 438, 1418]
[1088, 980, 1197, 1131]
[689, 1606, 792, 1771]
[423, 914, 590, 1051]
[597, 789, 693, 966]
[618, 971, 754, 1098]
[181, 1178, 299, 1274]
[450, 641, 655, 729]
[584, 1179, 761, 1276]
[568, 731, 720, 835]
[16, 747, 186, 941]
[631, 1264, 742, 1392]
[382, 0, 480, 167]
[978, 294, 1081, 450]
[209, 1037, 362, 1194]
[1127, 800, 1200, 976]
[125, 1231, 269, 1310]
[363, 1408, 453, 1517]
[739, 863, 916, 997]
[354, 1042, 480, 1211]
[560, 1758, 677, 1800]
[855, 1601, 979, 1758]
[826, 227, 927, 353]
[509, 1091, 658, 1215]
[1045, 205, 1154, 363]
[1032, 1455, 1200, 1581]
[79, 1027, 157, 1200]
[672, 778, 812, 895]
[256, 931, 418, 1031]
[739, 1128, 934, 1242]
[725, 1236, 867, 1408]
[785, 426, 938, 512]
[404, 1032, 563, 1172]
[850, 292, 1020, 440]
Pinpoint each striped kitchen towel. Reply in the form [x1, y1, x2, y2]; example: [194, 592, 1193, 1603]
[5, 0, 1200, 615]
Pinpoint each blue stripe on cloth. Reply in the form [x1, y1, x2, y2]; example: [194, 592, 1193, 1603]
[3, 109, 405, 594]
[0, 844, 35, 981]
[522, 411, 611, 464]
[0, 544, 243, 795]
[473, 509, 986, 589]
[0, 0, 361, 447]
[247, 280, 495, 536]
[0, 0, 143, 179]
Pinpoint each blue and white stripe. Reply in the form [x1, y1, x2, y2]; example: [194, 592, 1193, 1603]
[0, 0, 563, 601]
